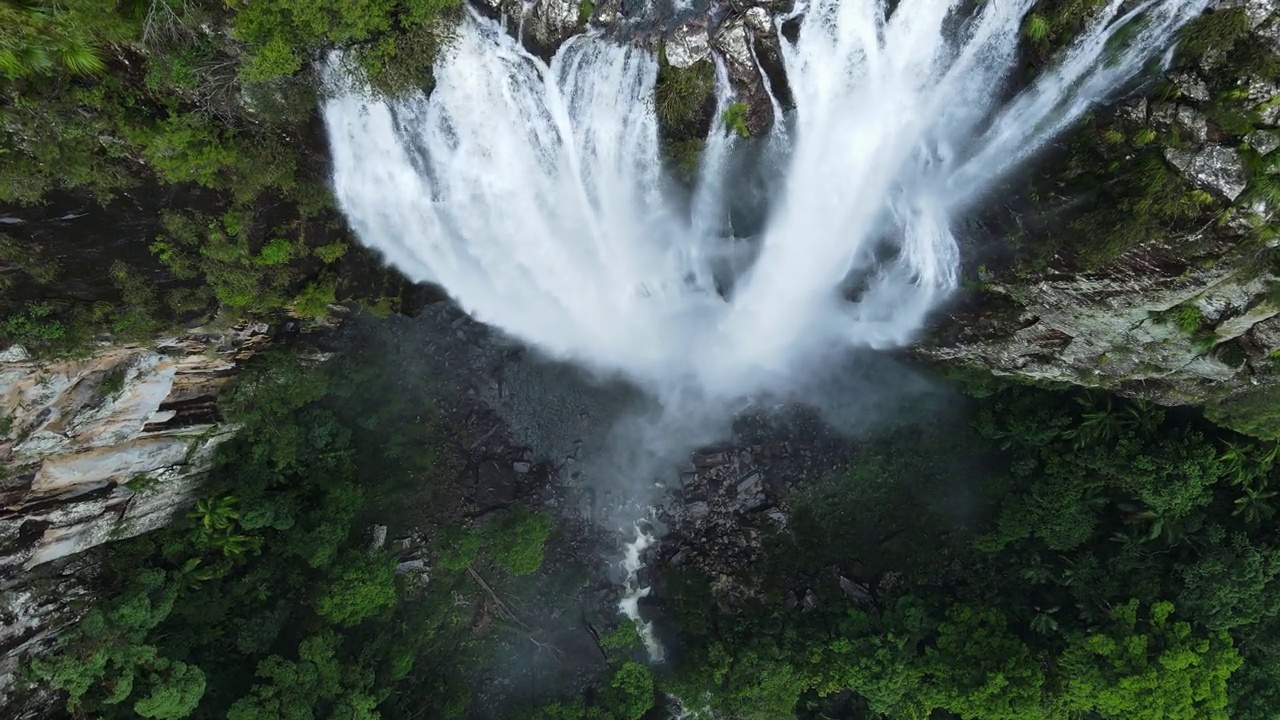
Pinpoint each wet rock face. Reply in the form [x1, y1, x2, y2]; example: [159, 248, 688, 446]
[651, 408, 861, 605]
[665, 16, 712, 68]
[1, 324, 272, 573]
[922, 2, 1280, 422]
[710, 13, 782, 133]
[0, 323, 275, 714]
[529, 0, 583, 50]
[922, 224, 1280, 403]
[0, 552, 100, 719]
[580, 0, 792, 135]
[1165, 146, 1249, 200]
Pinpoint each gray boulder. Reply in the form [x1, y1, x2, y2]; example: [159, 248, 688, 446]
[666, 17, 711, 68]
[1164, 146, 1249, 200]
[1247, 130, 1280, 156]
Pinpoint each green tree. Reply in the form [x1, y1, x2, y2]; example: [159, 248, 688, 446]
[132, 662, 206, 719]
[315, 553, 398, 627]
[920, 604, 1046, 720]
[226, 631, 379, 720]
[1056, 600, 1241, 720]
[31, 568, 193, 716]
[597, 661, 655, 720]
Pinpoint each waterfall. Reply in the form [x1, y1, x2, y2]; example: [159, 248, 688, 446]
[617, 523, 663, 661]
[324, 0, 1204, 403]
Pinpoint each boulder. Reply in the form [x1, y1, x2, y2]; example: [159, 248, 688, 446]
[1246, 130, 1280, 155]
[1169, 70, 1210, 102]
[1247, 78, 1280, 125]
[1164, 145, 1248, 200]
[527, 0, 581, 49]
[1116, 97, 1147, 125]
[1175, 105, 1208, 144]
[666, 17, 711, 69]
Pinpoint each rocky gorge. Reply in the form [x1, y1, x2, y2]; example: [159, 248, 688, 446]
[2, 0, 1280, 717]
[474, 0, 1280, 442]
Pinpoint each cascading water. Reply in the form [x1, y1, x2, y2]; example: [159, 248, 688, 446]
[324, 0, 1204, 676]
[618, 523, 664, 660]
[324, 0, 1205, 404]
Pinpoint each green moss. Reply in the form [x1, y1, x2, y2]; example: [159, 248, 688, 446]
[1266, 281, 1280, 308]
[663, 138, 705, 184]
[1176, 9, 1251, 64]
[1206, 386, 1280, 440]
[1100, 127, 1125, 146]
[99, 365, 128, 398]
[721, 101, 750, 138]
[254, 238, 293, 266]
[1192, 331, 1220, 356]
[292, 277, 337, 318]
[654, 58, 714, 139]
[1039, 150, 1209, 271]
[1244, 173, 1280, 208]
[1168, 304, 1207, 334]
[314, 242, 348, 264]
[1225, 35, 1280, 83]
[360, 296, 396, 318]
[1206, 98, 1260, 137]
[0, 233, 60, 285]
[125, 474, 160, 493]
[1023, 14, 1049, 44]
[1026, 0, 1108, 55]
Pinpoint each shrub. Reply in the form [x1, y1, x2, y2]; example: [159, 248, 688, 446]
[1024, 14, 1049, 44]
[655, 58, 714, 138]
[722, 101, 750, 138]
[1169, 304, 1206, 334]
[489, 506, 552, 575]
[315, 553, 398, 627]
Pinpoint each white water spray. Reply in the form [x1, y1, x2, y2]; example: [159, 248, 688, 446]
[325, 0, 1204, 404]
[325, 0, 1204, 672]
[618, 523, 664, 660]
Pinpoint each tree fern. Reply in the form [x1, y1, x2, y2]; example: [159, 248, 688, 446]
[0, 0, 113, 79]
[58, 44, 106, 75]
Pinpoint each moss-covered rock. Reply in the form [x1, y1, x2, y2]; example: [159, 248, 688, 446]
[923, 2, 1280, 432]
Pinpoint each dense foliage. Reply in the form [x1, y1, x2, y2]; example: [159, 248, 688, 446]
[28, 349, 553, 720]
[0, 0, 461, 356]
[658, 380, 1280, 719]
[8, 2, 1280, 718]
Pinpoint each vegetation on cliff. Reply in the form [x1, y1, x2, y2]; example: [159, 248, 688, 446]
[6, 1, 1280, 719]
[0, 0, 463, 357]
[26, 347, 554, 720]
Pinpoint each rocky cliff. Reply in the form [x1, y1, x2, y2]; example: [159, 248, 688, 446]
[0, 323, 272, 711]
[920, 1, 1280, 439]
